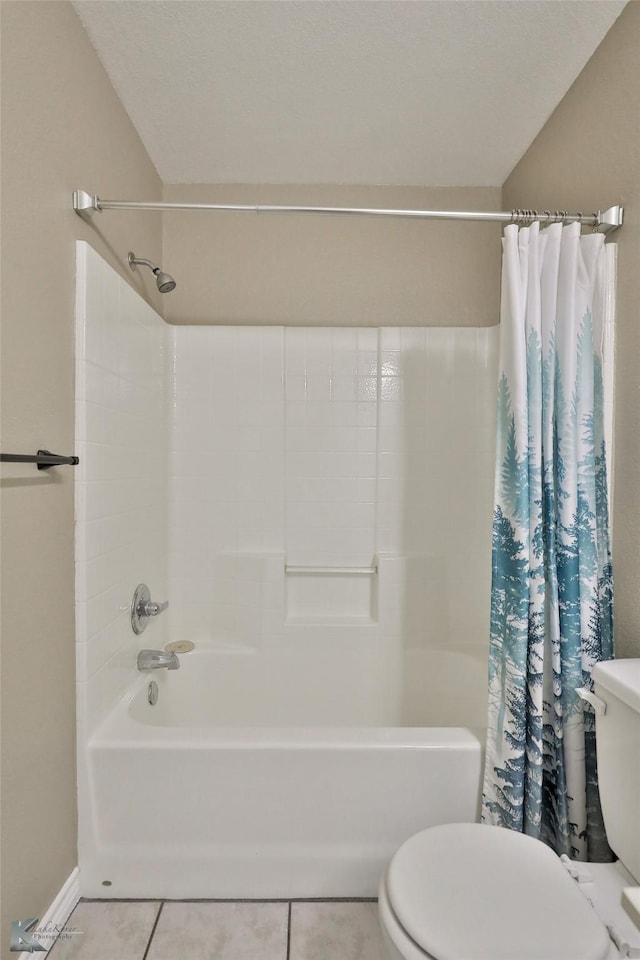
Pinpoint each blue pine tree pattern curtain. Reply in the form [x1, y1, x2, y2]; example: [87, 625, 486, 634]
[481, 222, 614, 861]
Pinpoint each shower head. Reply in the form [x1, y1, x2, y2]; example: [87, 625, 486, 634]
[154, 270, 176, 294]
[128, 252, 176, 293]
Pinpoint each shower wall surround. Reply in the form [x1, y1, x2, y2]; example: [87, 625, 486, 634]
[168, 324, 498, 727]
[76, 243, 498, 734]
[75, 243, 169, 738]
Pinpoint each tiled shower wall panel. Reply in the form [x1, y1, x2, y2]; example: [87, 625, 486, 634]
[168, 326, 285, 642]
[169, 324, 498, 725]
[284, 328, 379, 567]
[377, 327, 498, 637]
[75, 242, 169, 736]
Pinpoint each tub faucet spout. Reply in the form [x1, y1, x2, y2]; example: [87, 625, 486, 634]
[137, 649, 180, 671]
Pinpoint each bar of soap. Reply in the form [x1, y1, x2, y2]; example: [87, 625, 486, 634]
[164, 640, 195, 654]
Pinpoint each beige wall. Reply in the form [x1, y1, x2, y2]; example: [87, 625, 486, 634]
[503, 0, 640, 658]
[162, 184, 502, 326]
[0, 1, 162, 948]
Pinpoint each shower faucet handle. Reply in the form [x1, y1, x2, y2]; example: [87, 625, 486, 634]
[138, 599, 169, 617]
[131, 583, 169, 635]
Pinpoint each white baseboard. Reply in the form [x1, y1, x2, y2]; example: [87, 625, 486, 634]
[16, 867, 80, 959]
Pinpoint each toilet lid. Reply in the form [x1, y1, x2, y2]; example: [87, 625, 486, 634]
[386, 823, 611, 960]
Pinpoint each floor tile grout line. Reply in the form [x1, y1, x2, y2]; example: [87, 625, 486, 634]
[141, 900, 164, 960]
[80, 896, 378, 903]
[286, 901, 292, 960]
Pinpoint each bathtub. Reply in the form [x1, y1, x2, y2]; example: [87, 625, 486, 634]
[80, 648, 484, 899]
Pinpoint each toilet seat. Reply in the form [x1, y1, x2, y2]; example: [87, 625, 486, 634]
[384, 823, 612, 960]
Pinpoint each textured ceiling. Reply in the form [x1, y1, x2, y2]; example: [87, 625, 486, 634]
[73, 0, 626, 186]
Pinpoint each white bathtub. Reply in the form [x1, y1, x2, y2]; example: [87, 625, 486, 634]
[80, 649, 483, 898]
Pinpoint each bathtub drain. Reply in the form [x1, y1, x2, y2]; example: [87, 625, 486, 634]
[148, 681, 159, 706]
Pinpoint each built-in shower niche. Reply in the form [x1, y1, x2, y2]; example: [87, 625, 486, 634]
[285, 562, 378, 623]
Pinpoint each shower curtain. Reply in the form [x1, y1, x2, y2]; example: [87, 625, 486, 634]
[481, 221, 614, 861]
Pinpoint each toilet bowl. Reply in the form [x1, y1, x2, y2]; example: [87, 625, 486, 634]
[378, 659, 640, 960]
[378, 822, 630, 960]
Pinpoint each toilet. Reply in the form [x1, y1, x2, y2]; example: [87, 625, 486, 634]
[379, 658, 640, 960]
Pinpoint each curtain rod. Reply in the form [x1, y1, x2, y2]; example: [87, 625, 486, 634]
[72, 190, 624, 234]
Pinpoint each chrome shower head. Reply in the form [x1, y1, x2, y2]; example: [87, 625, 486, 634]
[154, 270, 176, 294]
[128, 252, 176, 294]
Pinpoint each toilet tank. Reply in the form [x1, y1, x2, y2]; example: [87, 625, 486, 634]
[592, 658, 640, 880]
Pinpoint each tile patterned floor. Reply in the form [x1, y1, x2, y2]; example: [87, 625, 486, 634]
[48, 899, 387, 960]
